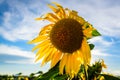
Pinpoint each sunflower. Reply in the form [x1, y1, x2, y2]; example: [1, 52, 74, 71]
[29, 2, 96, 78]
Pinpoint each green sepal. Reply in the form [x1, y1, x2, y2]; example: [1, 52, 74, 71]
[89, 44, 95, 50]
[92, 29, 101, 36]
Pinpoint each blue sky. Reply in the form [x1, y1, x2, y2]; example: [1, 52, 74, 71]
[0, 0, 120, 76]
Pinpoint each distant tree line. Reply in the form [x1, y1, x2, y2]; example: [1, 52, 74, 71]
[0, 71, 120, 80]
[0, 71, 43, 80]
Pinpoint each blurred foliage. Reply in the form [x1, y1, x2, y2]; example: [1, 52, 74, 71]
[0, 61, 120, 80]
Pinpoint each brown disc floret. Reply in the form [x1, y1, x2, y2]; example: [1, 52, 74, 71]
[50, 18, 83, 53]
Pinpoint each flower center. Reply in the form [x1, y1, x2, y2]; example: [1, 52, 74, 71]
[50, 18, 83, 53]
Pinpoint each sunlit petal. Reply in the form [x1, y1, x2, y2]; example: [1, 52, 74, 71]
[32, 40, 50, 51]
[51, 51, 62, 68]
[59, 54, 67, 74]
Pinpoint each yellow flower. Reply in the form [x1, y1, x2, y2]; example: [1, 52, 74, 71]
[101, 59, 107, 68]
[99, 76, 105, 80]
[24, 77, 29, 80]
[29, 2, 95, 78]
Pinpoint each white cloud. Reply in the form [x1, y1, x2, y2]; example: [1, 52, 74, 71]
[89, 36, 114, 47]
[110, 70, 120, 76]
[90, 48, 110, 64]
[0, 0, 120, 42]
[0, 0, 49, 41]
[5, 59, 35, 64]
[89, 36, 117, 65]
[89, 6, 120, 38]
[0, 44, 35, 58]
[0, 23, 42, 41]
[0, 0, 4, 4]
[91, 49, 111, 57]
[104, 69, 120, 76]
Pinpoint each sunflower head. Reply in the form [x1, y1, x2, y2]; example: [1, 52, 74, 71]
[29, 2, 100, 78]
[50, 18, 83, 53]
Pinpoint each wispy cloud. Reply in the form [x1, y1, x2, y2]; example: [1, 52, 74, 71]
[0, 0, 120, 42]
[0, 0, 49, 41]
[105, 69, 120, 76]
[91, 49, 111, 56]
[90, 6, 120, 38]
[5, 59, 35, 64]
[110, 70, 120, 76]
[89, 36, 120, 57]
[90, 48, 110, 64]
[0, 0, 4, 4]
[89, 36, 120, 65]
[89, 36, 114, 47]
[0, 44, 35, 58]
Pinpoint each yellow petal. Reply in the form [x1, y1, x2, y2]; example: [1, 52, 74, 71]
[48, 2, 66, 19]
[83, 22, 95, 38]
[47, 4, 58, 13]
[35, 44, 50, 62]
[28, 24, 53, 44]
[39, 24, 53, 35]
[83, 29, 92, 38]
[68, 10, 77, 18]
[70, 54, 74, 72]
[100, 76, 105, 80]
[70, 53, 76, 78]
[41, 47, 53, 66]
[77, 50, 84, 64]
[46, 13, 59, 21]
[74, 52, 81, 74]
[65, 54, 71, 74]
[44, 16, 57, 22]
[28, 35, 48, 44]
[35, 17, 43, 20]
[70, 53, 77, 76]
[45, 48, 57, 62]
[77, 16, 85, 25]
[67, 54, 75, 78]
[35, 52, 44, 62]
[32, 40, 50, 51]
[81, 38, 91, 65]
[101, 59, 107, 68]
[36, 46, 52, 63]
[68, 10, 85, 25]
[59, 53, 67, 74]
[54, 3, 66, 18]
[51, 51, 62, 68]
[58, 8, 66, 18]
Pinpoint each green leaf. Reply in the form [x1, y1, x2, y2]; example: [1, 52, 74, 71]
[92, 30, 101, 36]
[89, 44, 95, 50]
[101, 74, 120, 80]
[36, 62, 68, 80]
[37, 62, 59, 80]
[53, 74, 68, 80]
